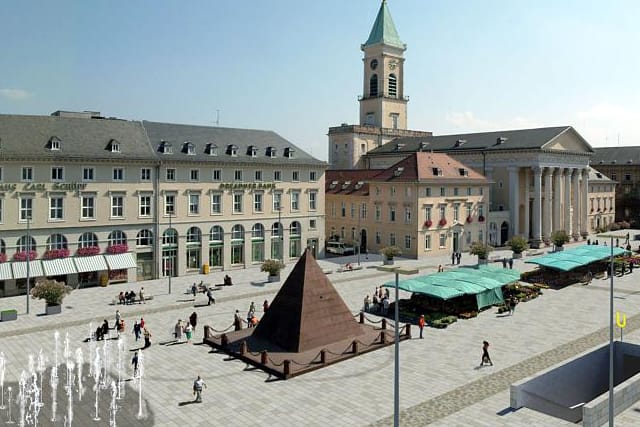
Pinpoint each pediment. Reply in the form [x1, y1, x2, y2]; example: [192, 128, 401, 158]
[542, 127, 593, 154]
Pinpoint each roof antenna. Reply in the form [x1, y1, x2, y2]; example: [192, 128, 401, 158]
[214, 109, 220, 127]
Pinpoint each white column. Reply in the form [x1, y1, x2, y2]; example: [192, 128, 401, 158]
[523, 168, 530, 238]
[543, 167, 553, 240]
[572, 169, 580, 239]
[581, 168, 589, 236]
[532, 166, 543, 247]
[553, 168, 562, 235]
[508, 166, 520, 236]
[564, 168, 572, 234]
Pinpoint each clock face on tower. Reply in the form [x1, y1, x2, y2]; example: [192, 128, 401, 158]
[370, 59, 378, 70]
[389, 60, 398, 70]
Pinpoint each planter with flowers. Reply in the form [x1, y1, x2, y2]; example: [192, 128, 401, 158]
[424, 219, 433, 228]
[478, 215, 485, 223]
[380, 246, 402, 265]
[106, 244, 129, 254]
[470, 242, 494, 265]
[31, 278, 72, 315]
[438, 218, 447, 227]
[43, 248, 70, 260]
[261, 259, 285, 282]
[13, 251, 37, 262]
[77, 246, 101, 257]
[0, 253, 6, 263]
[466, 216, 473, 224]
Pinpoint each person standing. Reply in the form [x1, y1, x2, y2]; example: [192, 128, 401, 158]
[510, 296, 518, 315]
[175, 320, 184, 342]
[382, 297, 390, 315]
[185, 323, 193, 343]
[189, 312, 198, 330]
[143, 327, 152, 349]
[234, 310, 243, 331]
[193, 375, 206, 403]
[139, 287, 146, 304]
[418, 315, 426, 339]
[132, 320, 141, 341]
[502, 258, 507, 269]
[457, 252, 462, 265]
[508, 258, 514, 269]
[206, 288, 216, 305]
[263, 299, 269, 312]
[480, 340, 493, 366]
[191, 283, 197, 298]
[364, 295, 370, 312]
[140, 317, 145, 329]
[132, 351, 139, 377]
[115, 310, 121, 330]
[451, 252, 456, 265]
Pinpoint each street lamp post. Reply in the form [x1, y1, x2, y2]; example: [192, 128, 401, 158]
[376, 265, 419, 427]
[357, 204, 361, 266]
[168, 212, 172, 295]
[26, 216, 31, 314]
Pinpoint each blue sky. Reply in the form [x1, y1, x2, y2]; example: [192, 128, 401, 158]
[1, 0, 639, 160]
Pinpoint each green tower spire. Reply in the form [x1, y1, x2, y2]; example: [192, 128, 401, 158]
[363, 0, 404, 49]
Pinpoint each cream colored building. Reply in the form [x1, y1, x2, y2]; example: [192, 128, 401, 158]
[586, 166, 616, 232]
[326, 152, 489, 259]
[0, 111, 326, 297]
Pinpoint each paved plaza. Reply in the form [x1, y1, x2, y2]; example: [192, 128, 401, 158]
[2, 243, 640, 426]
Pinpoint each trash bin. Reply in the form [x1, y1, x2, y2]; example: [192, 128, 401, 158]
[202, 264, 210, 274]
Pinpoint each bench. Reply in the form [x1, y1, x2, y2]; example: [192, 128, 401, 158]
[526, 250, 544, 257]
[337, 265, 364, 273]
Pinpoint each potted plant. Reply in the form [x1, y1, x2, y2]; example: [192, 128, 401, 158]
[469, 242, 493, 265]
[106, 244, 129, 254]
[380, 246, 402, 265]
[0, 253, 6, 263]
[424, 219, 433, 228]
[77, 246, 100, 257]
[43, 248, 70, 259]
[30, 278, 72, 315]
[508, 235, 529, 259]
[478, 215, 485, 223]
[0, 309, 17, 322]
[261, 259, 285, 282]
[13, 250, 37, 262]
[551, 230, 570, 251]
[466, 216, 473, 224]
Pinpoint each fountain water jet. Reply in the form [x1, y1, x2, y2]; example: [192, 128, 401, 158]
[36, 350, 46, 406]
[88, 323, 95, 379]
[116, 337, 125, 399]
[93, 348, 101, 421]
[50, 365, 59, 422]
[7, 386, 14, 424]
[0, 351, 6, 410]
[109, 380, 118, 427]
[136, 350, 144, 419]
[18, 371, 26, 427]
[64, 359, 74, 427]
[53, 331, 60, 371]
[75, 348, 84, 401]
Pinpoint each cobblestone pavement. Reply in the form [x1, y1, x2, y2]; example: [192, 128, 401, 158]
[1, 243, 640, 426]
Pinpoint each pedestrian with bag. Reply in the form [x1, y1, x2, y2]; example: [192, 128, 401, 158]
[143, 327, 152, 349]
[480, 340, 493, 366]
[206, 288, 216, 305]
[193, 375, 206, 403]
[418, 314, 426, 339]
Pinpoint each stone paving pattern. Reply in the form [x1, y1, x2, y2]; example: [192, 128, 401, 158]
[0, 243, 640, 426]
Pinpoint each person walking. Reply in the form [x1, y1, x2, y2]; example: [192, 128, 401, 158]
[140, 317, 145, 329]
[206, 288, 216, 305]
[143, 327, 152, 349]
[175, 319, 184, 342]
[480, 340, 493, 366]
[133, 320, 141, 341]
[132, 351, 139, 377]
[139, 287, 146, 304]
[193, 375, 206, 403]
[115, 310, 121, 330]
[364, 295, 370, 312]
[418, 315, 426, 339]
[502, 258, 507, 269]
[263, 299, 269, 312]
[117, 319, 125, 338]
[191, 283, 197, 299]
[234, 310, 243, 331]
[508, 258, 514, 269]
[451, 252, 456, 265]
[185, 323, 193, 343]
[189, 312, 198, 330]
[456, 252, 462, 264]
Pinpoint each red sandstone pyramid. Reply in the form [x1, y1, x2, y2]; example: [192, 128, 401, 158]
[252, 248, 366, 352]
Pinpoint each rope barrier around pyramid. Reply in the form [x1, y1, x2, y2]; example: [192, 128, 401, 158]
[202, 248, 411, 379]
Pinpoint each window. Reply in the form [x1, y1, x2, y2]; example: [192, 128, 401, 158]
[0, 198, 3, 223]
[467, 187, 472, 196]
[233, 192, 243, 213]
[49, 196, 64, 220]
[361, 203, 367, 219]
[137, 230, 153, 246]
[79, 232, 98, 248]
[404, 207, 411, 223]
[140, 168, 151, 181]
[291, 191, 300, 211]
[375, 205, 381, 221]
[139, 195, 152, 216]
[50, 138, 61, 150]
[405, 187, 411, 198]
[376, 232, 381, 244]
[389, 206, 396, 222]
[47, 234, 67, 250]
[80, 167, 94, 182]
[425, 235, 431, 250]
[391, 113, 399, 129]
[425, 187, 431, 197]
[212, 169, 221, 181]
[165, 194, 175, 215]
[0, 167, 3, 181]
[254, 192, 263, 212]
[309, 219, 317, 229]
[309, 171, 317, 181]
[186, 142, 195, 155]
[466, 204, 472, 219]
[439, 205, 446, 220]
[20, 196, 33, 221]
[404, 235, 411, 250]
[110, 141, 120, 153]
[255, 170, 263, 181]
[331, 202, 336, 217]
[390, 187, 396, 197]
[108, 230, 127, 246]
[51, 167, 64, 181]
[81, 195, 95, 219]
[389, 233, 396, 246]
[21, 167, 33, 182]
[211, 193, 222, 214]
[190, 169, 200, 181]
[189, 194, 200, 215]
[292, 171, 299, 182]
[439, 234, 446, 248]
[309, 191, 317, 210]
[273, 192, 282, 211]
[166, 168, 176, 181]
[453, 187, 459, 196]
[453, 204, 460, 222]
[351, 227, 356, 241]
[440, 187, 445, 196]
[274, 170, 282, 181]
[425, 206, 432, 221]
[369, 74, 378, 97]
[375, 187, 381, 196]
[112, 168, 124, 182]
[479, 230, 484, 243]
[479, 204, 484, 217]
[625, 173, 632, 181]
[388, 73, 397, 97]
[341, 202, 346, 217]
[234, 170, 243, 181]
[111, 195, 124, 218]
[350, 203, 355, 218]
[207, 143, 218, 156]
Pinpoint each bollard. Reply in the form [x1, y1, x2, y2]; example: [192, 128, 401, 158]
[352, 340, 358, 354]
[359, 311, 365, 324]
[382, 319, 387, 330]
[406, 324, 411, 339]
[320, 350, 326, 364]
[283, 360, 291, 377]
[221, 334, 228, 347]
[380, 331, 386, 344]
[240, 340, 247, 355]
[261, 351, 268, 365]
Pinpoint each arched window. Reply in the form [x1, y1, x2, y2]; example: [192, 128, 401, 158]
[289, 221, 302, 258]
[162, 229, 177, 246]
[272, 222, 282, 237]
[17, 236, 36, 252]
[369, 74, 378, 97]
[187, 227, 202, 243]
[0, 239, 5, 254]
[186, 227, 202, 269]
[231, 225, 245, 241]
[251, 224, 265, 262]
[78, 232, 98, 248]
[47, 234, 68, 250]
[290, 221, 301, 236]
[108, 230, 127, 246]
[252, 224, 265, 239]
[209, 226, 224, 268]
[210, 226, 224, 242]
[137, 230, 153, 246]
[388, 73, 397, 98]
[231, 225, 245, 264]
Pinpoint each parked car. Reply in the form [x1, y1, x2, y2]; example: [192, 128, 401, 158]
[326, 241, 356, 255]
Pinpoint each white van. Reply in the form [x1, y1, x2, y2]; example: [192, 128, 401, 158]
[326, 241, 356, 255]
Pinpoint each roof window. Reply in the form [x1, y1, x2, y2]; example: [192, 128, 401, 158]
[227, 144, 238, 156]
[267, 147, 277, 158]
[49, 136, 62, 151]
[184, 141, 195, 155]
[329, 180, 338, 189]
[354, 181, 364, 190]
[432, 168, 443, 176]
[459, 168, 468, 176]
[285, 147, 295, 158]
[342, 181, 351, 190]
[159, 140, 172, 154]
[393, 167, 404, 177]
[206, 143, 218, 156]
[394, 143, 405, 152]
[494, 137, 508, 146]
[454, 139, 466, 148]
[419, 141, 430, 151]
[248, 146, 258, 157]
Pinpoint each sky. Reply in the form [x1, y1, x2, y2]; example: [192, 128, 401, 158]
[1, 0, 639, 160]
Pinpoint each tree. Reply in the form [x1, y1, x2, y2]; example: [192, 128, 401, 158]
[508, 236, 529, 254]
[31, 278, 72, 306]
[469, 242, 493, 260]
[551, 230, 570, 247]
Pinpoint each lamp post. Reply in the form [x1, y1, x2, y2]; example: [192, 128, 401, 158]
[357, 204, 362, 266]
[168, 212, 173, 295]
[277, 205, 283, 263]
[376, 265, 419, 427]
[26, 215, 31, 314]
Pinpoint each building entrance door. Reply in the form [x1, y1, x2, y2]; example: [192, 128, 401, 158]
[453, 232, 459, 253]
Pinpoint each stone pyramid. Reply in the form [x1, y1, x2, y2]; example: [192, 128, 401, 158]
[252, 248, 366, 352]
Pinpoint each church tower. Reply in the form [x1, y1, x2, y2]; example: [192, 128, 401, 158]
[359, 0, 407, 129]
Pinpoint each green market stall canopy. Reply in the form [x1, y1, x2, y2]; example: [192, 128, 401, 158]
[525, 245, 625, 272]
[382, 265, 520, 309]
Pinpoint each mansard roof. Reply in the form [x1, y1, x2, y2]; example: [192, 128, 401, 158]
[592, 146, 640, 166]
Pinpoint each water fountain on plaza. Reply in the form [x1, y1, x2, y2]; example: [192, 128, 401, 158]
[6, 386, 14, 424]
[88, 323, 95, 379]
[136, 350, 144, 420]
[25, 372, 41, 426]
[109, 380, 118, 427]
[36, 350, 46, 406]
[18, 371, 26, 427]
[53, 331, 60, 372]
[75, 348, 84, 402]
[64, 358, 75, 427]
[101, 338, 111, 389]
[0, 351, 6, 410]
[116, 338, 125, 399]
[93, 348, 101, 421]
[50, 365, 59, 423]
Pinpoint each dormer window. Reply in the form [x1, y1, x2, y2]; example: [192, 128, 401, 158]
[432, 168, 443, 176]
[420, 142, 429, 151]
[459, 168, 468, 176]
[49, 136, 62, 151]
[159, 140, 173, 154]
[183, 141, 195, 155]
[394, 143, 405, 152]
[342, 181, 351, 190]
[284, 147, 295, 158]
[354, 181, 364, 190]
[267, 147, 277, 158]
[329, 181, 338, 189]
[495, 137, 508, 146]
[393, 167, 404, 177]
[248, 146, 258, 157]
[227, 144, 238, 156]
[206, 143, 218, 156]
[454, 139, 466, 148]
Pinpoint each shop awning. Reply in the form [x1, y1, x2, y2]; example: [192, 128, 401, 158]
[104, 253, 137, 270]
[42, 258, 78, 276]
[11, 261, 44, 279]
[525, 245, 626, 271]
[73, 255, 108, 273]
[0, 263, 12, 280]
